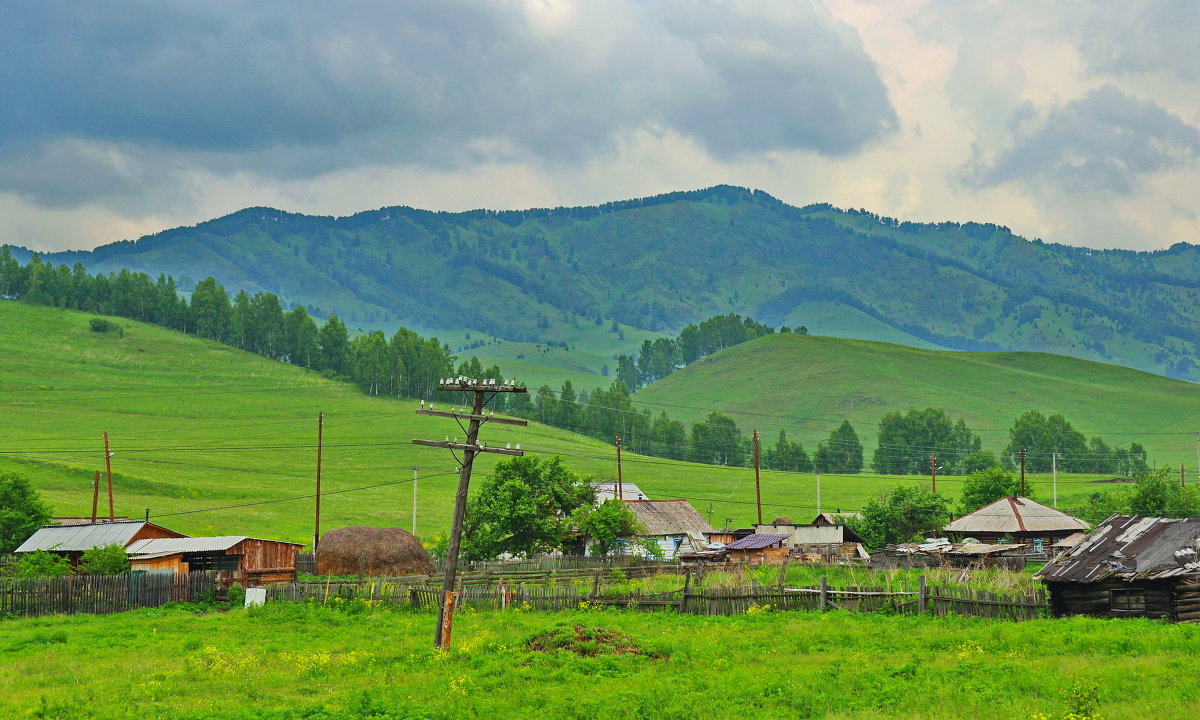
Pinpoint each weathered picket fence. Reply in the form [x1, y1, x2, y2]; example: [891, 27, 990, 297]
[268, 572, 1049, 621]
[0, 571, 216, 618]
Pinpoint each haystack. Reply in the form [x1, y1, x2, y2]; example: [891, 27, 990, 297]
[316, 526, 435, 577]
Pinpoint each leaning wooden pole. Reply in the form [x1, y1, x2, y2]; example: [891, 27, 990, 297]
[753, 429, 762, 525]
[314, 411, 324, 554]
[103, 432, 114, 521]
[91, 470, 100, 524]
[412, 378, 527, 649]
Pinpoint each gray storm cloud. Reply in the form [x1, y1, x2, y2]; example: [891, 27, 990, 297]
[964, 85, 1200, 194]
[0, 0, 896, 209]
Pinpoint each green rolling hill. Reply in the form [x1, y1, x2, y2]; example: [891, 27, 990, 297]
[634, 332, 1200, 472]
[3, 301, 1194, 549]
[11, 185, 1200, 385]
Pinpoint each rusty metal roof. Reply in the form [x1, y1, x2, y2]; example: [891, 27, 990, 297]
[725, 534, 790, 550]
[1036, 515, 1200, 583]
[126, 536, 302, 555]
[945, 496, 1090, 534]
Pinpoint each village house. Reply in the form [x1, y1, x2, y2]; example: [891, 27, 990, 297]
[1037, 515, 1200, 621]
[15, 521, 187, 565]
[944, 496, 1090, 549]
[125, 536, 304, 585]
[613, 499, 715, 560]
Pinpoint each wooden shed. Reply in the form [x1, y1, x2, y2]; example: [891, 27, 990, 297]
[1036, 515, 1200, 621]
[126, 536, 303, 585]
[15, 521, 187, 565]
[945, 496, 1090, 547]
[722, 534, 790, 565]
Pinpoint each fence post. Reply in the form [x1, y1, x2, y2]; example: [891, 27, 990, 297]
[918, 575, 928, 614]
[778, 559, 789, 592]
[819, 576, 828, 610]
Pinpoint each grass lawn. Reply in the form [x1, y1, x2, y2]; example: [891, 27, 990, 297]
[1, 602, 1195, 719]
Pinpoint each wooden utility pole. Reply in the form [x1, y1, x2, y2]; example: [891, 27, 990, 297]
[91, 470, 100, 524]
[1020, 446, 1026, 497]
[930, 452, 937, 494]
[412, 466, 419, 535]
[1052, 452, 1058, 506]
[753, 429, 762, 525]
[314, 412, 324, 553]
[615, 435, 623, 501]
[103, 432, 114, 521]
[413, 377, 527, 649]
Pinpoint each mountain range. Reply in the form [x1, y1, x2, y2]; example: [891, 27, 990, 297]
[11, 185, 1200, 381]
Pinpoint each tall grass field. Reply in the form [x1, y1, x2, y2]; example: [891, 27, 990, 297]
[1, 602, 1195, 719]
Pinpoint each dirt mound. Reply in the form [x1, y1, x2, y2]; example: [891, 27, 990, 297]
[526, 623, 662, 658]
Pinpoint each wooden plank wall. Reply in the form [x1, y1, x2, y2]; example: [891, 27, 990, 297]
[0, 571, 215, 618]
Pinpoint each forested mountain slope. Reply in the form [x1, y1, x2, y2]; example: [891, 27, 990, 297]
[13, 185, 1200, 380]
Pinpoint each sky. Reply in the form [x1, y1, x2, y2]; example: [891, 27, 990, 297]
[3, 0, 1199, 253]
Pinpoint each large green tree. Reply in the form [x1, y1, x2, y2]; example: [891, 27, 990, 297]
[848, 484, 951, 549]
[957, 466, 1025, 514]
[0, 473, 52, 553]
[462, 456, 594, 560]
[576, 499, 646, 557]
[814, 420, 863, 473]
[873, 408, 981, 475]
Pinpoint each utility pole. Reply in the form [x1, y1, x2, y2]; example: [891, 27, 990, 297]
[413, 377, 527, 649]
[930, 452, 937, 494]
[1195, 433, 1199, 482]
[816, 470, 821, 517]
[615, 435, 623, 501]
[753, 429, 762, 525]
[91, 470, 100, 524]
[1052, 452, 1058, 507]
[314, 412, 324, 554]
[412, 466, 419, 535]
[1020, 446, 1026, 497]
[103, 432, 114, 521]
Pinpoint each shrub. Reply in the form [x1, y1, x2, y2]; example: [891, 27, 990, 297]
[3, 549, 74, 578]
[89, 318, 123, 335]
[78, 543, 130, 575]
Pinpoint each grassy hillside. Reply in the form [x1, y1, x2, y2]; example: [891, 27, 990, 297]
[635, 333, 1200, 471]
[9, 301, 1037, 544]
[21, 185, 1200, 382]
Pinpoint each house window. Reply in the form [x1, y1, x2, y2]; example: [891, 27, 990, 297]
[1110, 588, 1145, 612]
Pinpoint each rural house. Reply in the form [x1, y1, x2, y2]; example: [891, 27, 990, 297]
[15, 521, 187, 564]
[1037, 515, 1200, 621]
[126, 536, 304, 585]
[945, 496, 1090, 548]
[617, 499, 715, 560]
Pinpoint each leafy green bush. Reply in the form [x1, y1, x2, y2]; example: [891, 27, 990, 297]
[3, 549, 73, 578]
[78, 544, 130, 575]
[88, 318, 123, 335]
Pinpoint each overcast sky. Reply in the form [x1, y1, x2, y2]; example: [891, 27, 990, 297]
[3, 0, 1198, 252]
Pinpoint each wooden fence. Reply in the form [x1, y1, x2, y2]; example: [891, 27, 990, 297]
[268, 571, 1049, 621]
[0, 571, 216, 618]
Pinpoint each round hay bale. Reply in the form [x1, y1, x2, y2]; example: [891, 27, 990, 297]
[316, 526, 435, 577]
[771, 515, 793, 526]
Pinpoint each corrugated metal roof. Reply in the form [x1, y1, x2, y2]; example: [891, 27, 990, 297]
[624, 499, 715, 536]
[16, 522, 153, 553]
[126, 537, 248, 554]
[591, 482, 647, 504]
[945, 496, 1091, 534]
[1036, 515, 1200, 583]
[725, 534, 790, 550]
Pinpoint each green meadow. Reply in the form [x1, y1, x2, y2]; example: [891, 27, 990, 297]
[0, 301, 1180, 546]
[1, 602, 1195, 719]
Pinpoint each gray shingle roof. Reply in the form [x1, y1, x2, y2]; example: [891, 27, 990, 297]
[624, 500, 715, 536]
